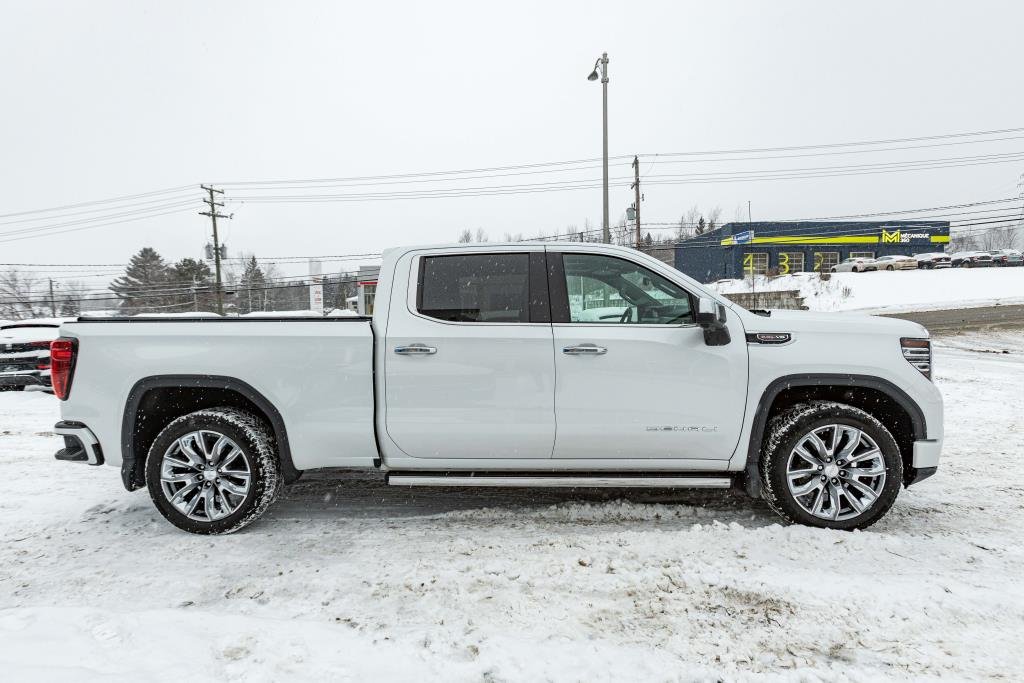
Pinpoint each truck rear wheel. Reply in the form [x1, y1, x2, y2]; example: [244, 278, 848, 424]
[760, 402, 902, 530]
[144, 407, 282, 534]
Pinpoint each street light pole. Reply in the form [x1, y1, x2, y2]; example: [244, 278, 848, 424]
[588, 53, 610, 243]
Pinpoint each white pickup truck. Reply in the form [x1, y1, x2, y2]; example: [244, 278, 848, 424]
[51, 242, 943, 534]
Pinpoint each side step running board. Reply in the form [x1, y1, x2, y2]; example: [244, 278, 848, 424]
[387, 474, 732, 489]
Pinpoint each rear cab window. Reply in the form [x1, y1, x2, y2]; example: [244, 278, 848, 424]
[417, 253, 547, 323]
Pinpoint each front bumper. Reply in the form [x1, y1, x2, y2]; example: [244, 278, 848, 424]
[904, 439, 941, 487]
[912, 439, 941, 468]
[53, 421, 104, 466]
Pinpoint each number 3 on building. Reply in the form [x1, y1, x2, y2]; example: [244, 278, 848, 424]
[779, 253, 790, 275]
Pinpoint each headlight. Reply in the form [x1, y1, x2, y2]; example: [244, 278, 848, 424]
[901, 338, 931, 380]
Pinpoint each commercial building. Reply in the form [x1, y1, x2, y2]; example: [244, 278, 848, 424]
[673, 221, 950, 282]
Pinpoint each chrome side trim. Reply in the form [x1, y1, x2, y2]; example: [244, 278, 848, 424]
[387, 475, 732, 488]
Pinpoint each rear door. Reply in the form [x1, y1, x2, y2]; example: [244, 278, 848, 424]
[383, 248, 556, 459]
[547, 250, 748, 462]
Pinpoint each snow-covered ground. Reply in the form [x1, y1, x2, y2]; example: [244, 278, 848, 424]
[2, 331, 1024, 681]
[709, 267, 1024, 312]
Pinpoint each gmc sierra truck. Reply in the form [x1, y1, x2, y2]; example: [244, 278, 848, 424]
[50, 243, 943, 534]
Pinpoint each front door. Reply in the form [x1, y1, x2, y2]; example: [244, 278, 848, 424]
[384, 250, 556, 459]
[548, 250, 748, 462]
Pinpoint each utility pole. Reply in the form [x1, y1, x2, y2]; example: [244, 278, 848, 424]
[587, 52, 610, 243]
[631, 155, 642, 248]
[747, 201, 755, 309]
[48, 279, 57, 317]
[200, 184, 232, 315]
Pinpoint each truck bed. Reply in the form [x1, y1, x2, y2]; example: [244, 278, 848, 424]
[60, 316, 379, 473]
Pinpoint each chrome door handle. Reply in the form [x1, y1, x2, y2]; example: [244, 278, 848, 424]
[394, 343, 437, 356]
[562, 343, 607, 356]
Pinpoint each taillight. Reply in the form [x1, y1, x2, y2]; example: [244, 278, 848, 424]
[901, 338, 931, 380]
[50, 338, 77, 400]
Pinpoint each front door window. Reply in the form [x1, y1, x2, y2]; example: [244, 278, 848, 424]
[561, 253, 694, 325]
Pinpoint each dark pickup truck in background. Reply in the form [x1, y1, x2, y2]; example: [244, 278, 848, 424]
[0, 320, 65, 392]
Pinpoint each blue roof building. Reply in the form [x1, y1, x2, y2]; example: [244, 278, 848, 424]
[673, 220, 951, 282]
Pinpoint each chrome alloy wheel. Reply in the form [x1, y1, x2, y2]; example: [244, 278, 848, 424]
[159, 430, 252, 522]
[786, 424, 887, 522]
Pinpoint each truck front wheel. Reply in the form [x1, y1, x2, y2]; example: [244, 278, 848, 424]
[760, 402, 903, 530]
[144, 407, 283, 534]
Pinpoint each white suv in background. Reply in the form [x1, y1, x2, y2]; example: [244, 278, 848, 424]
[874, 255, 918, 271]
[832, 256, 878, 273]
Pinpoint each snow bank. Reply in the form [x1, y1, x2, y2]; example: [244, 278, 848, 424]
[709, 267, 1024, 312]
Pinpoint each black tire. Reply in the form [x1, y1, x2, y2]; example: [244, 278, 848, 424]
[760, 401, 903, 530]
[145, 407, 283, 534]
[886, 265, 895, 271]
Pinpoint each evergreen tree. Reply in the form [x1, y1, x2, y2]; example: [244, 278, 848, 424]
[109, 248, 171, 314]
[168, 258, 214, 312]
[239, 256, 267, 314]
[696, 217, 707, 235]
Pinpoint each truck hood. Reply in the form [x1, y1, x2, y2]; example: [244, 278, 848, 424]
[740, 308, 929, 337]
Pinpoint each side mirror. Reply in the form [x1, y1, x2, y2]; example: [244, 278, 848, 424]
[696, 297, 731, 346]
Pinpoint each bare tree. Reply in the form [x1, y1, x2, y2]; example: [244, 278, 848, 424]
[0, 268, 39, 320]
[677, 205, 702, 241]
[706, 205, 723, 232]
[948, 231, 978, 253]
[58, 280, 87, 316]
[474, 228, 489, 243]
[733, 202, 748, 223]
[502, 231, 525, 242]
[456, 228, 473, 243]
[980, 226, 1020, 250]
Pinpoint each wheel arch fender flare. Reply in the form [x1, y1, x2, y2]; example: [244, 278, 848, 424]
[120, 375, 300, 491]
[742, 374, 927, 498]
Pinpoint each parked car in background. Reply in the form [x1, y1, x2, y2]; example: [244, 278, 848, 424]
[873, 255, 918, 271]
[913, 253, 952, 269]
[0, 319, 67, 392]
[987, 249, 1023, 267]
[832, 256, 878, 273]
[950, 251, 994, 268]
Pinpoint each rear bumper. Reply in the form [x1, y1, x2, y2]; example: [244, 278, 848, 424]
[53, 421, 104, 466]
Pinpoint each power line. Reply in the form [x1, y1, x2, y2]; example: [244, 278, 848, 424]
[0, 191, 198, 228]
[638, 126, 1024, 158]
[221, 150, 1024, 204]
[0, 184, 195, 220]
[0, 205, 200, 245]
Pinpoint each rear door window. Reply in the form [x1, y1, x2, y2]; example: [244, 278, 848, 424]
[417, 253, 531, 323]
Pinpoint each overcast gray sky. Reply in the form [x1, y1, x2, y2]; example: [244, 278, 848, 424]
[2, 0, 1023, 282]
